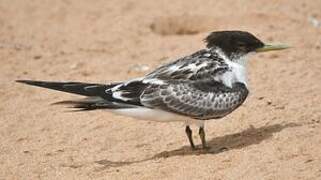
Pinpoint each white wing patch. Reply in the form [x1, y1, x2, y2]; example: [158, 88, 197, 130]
[112, 91, 132, 101]
[142, 78, 165, 85]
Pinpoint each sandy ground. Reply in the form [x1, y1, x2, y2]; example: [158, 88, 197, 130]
[1, 0, 321, 179]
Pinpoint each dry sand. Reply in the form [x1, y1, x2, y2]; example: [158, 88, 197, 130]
[1, 0, 321, 179]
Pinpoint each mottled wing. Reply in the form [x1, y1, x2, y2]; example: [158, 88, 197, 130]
[146, 49, 229, 81]
[108, 79, 148, 106]
[141, 80, 248, 120]
[53, 80, 150, 111]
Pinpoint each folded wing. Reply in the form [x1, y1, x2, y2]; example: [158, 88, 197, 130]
[141, 80, 248, 120]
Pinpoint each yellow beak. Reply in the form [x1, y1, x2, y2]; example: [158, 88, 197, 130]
[256, 44, 290, 52]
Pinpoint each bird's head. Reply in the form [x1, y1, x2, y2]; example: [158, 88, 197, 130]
[205, 31, 289, 62]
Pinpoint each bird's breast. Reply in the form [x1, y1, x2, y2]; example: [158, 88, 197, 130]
[215, 62, 247, 88]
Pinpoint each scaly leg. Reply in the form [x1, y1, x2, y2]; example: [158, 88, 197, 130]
[199, 126, 208, 149]
[185, 126, 195, 149]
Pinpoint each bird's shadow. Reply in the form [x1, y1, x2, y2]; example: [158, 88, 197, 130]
[95, 123, 299, 170]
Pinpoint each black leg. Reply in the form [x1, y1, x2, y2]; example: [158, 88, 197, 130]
[199, 126, 208, 149]
[185, 126, 195, 149]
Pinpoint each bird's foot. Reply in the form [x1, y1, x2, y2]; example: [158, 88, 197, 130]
[201, 145, 210, 150]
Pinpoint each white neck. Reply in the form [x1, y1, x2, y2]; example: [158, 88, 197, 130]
[232, 52, 255, 67]
[213, 48, 252, 88]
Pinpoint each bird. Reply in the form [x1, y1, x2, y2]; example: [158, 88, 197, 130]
[17, 31, 289, 150]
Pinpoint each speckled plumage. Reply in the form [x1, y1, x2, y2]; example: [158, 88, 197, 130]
[16, 47, 249, 120]
[145, 49, 229, 81]
[141, 81, 248, 120]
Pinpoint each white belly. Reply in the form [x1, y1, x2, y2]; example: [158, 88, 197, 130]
[110, 107, 204, 126]
[111, 107, 186, 122]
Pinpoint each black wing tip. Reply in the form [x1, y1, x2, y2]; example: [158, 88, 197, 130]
[15, 80, 111, 97]
[16, 80, 43, 85]
[16, 80, 57, 89]
[16, 79, 32, 83]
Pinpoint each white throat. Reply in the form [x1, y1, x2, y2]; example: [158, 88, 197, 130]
[232, 52, 255, 67]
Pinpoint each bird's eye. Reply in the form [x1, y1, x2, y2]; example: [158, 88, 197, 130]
[236, 42, 248, 51]
[236, 42, 247, 47]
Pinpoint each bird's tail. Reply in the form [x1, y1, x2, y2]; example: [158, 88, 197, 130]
[16, 80, 126, 111]
[52, 97, 132, 111]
